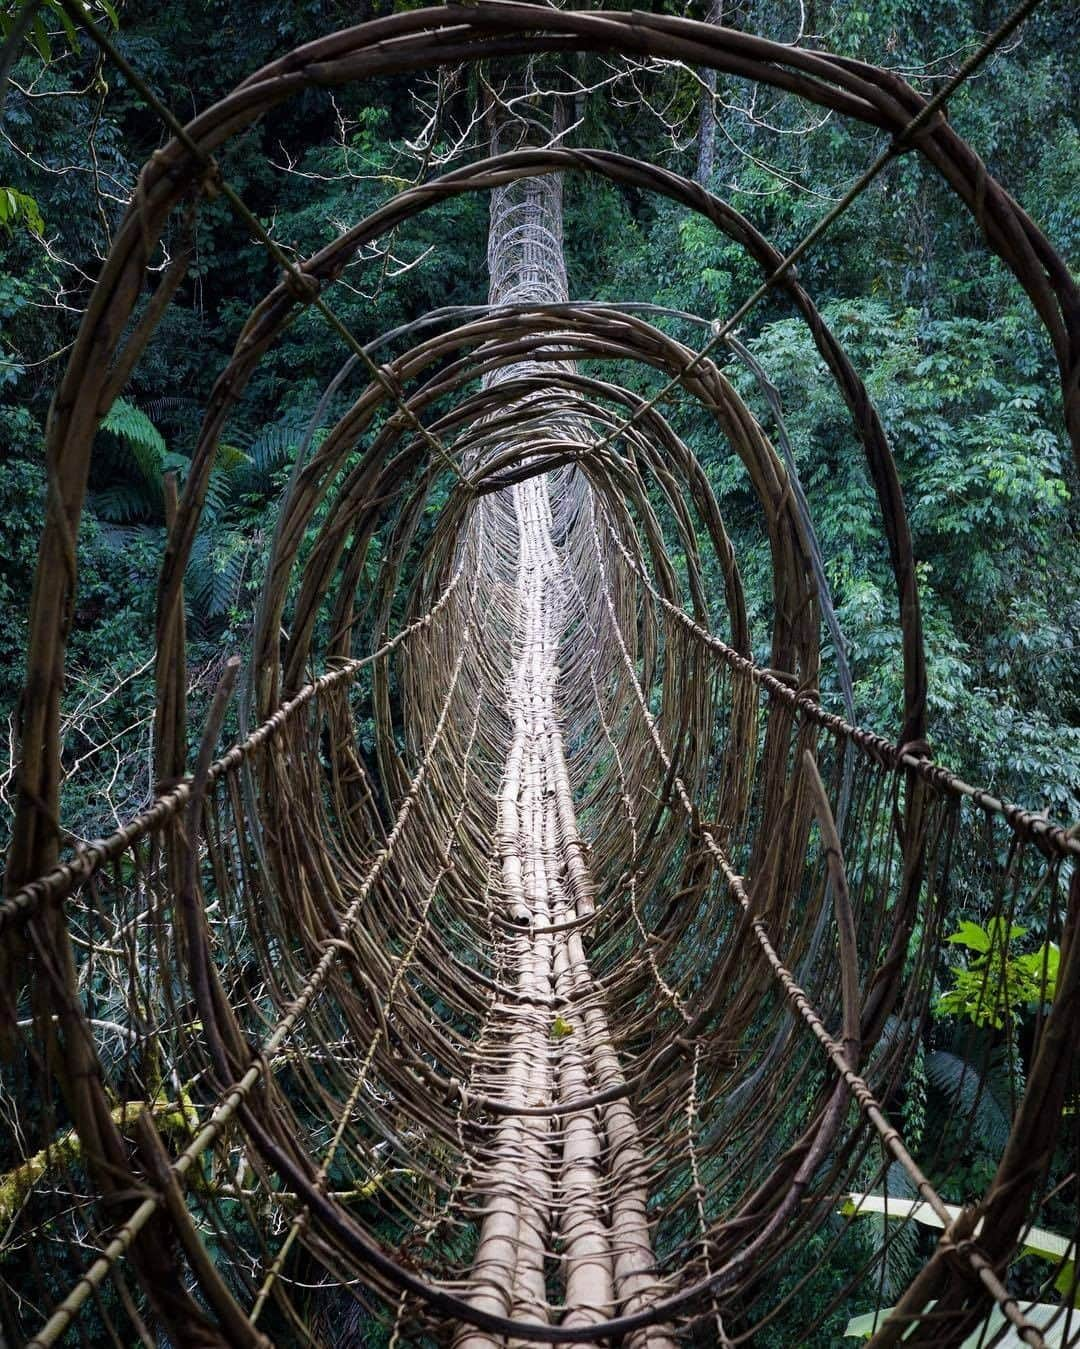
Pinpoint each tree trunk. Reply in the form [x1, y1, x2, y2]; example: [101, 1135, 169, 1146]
[696, 0, 724, 187]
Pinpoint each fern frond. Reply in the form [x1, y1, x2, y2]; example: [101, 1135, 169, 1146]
[94, 521, 156, 552]
[100, 398, 167, 504]
[102, 397, 166, 458]
[201, 469, 232, 521]
[186, 528, 251, 624]
[207, 536, 249, 618]
[143, 395, 197, 422]
[90, 484, 156, 523]
[925, 1048, 1012, 1156]
[238, 411, 320, 486]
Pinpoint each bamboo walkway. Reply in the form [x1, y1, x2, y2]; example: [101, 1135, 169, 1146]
[3, 7, 1080, 1346]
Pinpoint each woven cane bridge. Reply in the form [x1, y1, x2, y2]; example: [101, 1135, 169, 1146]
[2, 4, 1080, 1346]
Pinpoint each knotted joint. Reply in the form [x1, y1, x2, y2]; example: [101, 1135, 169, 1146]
[793, 676, 819, 704]
[444, 1077, 469, 1112]
[321, 936, 367, 980]
[897, 737, 933, 763]
[891, 109, 949, 154]
[937, 1232, 991, 1295]
[283, 268, 321, 304]
[375, 362, 406, 402]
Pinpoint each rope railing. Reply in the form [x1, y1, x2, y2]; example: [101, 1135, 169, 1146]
[600, 507, 1080, 861]
[18, 551, 484, 1348]
[587, 496, 1048, 1346]
[0, 557, 469, 932]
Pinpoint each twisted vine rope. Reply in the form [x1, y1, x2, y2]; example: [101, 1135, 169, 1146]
[2, 6, 1078, 1347]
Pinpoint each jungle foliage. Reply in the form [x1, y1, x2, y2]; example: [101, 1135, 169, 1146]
[0, 0, 1078, 1343]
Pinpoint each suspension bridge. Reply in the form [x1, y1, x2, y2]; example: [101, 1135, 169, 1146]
[2, 4, 1079, 1346]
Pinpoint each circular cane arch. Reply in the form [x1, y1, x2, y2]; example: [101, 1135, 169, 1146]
[4, 6, 1079, 1348]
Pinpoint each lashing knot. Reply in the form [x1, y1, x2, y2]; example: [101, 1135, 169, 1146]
[283, 268, 321, 304]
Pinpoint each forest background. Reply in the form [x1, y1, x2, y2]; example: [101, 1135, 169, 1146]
[0, 0, 1078, 1338]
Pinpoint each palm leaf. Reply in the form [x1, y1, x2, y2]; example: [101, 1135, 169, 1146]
[841, 1193, 1074, 1289]
[845, 1299, 1074, 1344]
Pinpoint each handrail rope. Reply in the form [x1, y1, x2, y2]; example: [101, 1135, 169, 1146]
[0, 559, 466, 929]
[686, 1042, 732, 1345]
[247, 677, 488, 1325]
[586, 499, 1048, 1347]
[26, 568, 482, 1349]
[601, 508, 1080, 859]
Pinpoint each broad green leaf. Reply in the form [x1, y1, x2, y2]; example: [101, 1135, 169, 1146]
[946, 920, 992, 953]
[986, 916, 1026, 945]
[0, 186, 44, 236]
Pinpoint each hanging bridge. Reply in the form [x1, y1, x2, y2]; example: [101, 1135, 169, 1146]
[2, 4, 1079, 1346]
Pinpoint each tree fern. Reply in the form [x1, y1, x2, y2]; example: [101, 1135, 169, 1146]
[90, 483, 156, 524]
[94, 521, 158, 554]
[102, 396, 166, 464]
[143, 394, 197, 423]
[187, 529, 251, 624]
[925, 1043, 1013, 1158]
[199, 468, 233, 523]
[232, 411, 323, 490]
[99, 397, 167, 514]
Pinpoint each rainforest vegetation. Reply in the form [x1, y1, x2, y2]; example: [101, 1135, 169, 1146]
[3, 0, 1078, 839]
[0, 0, 1078, 1343]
